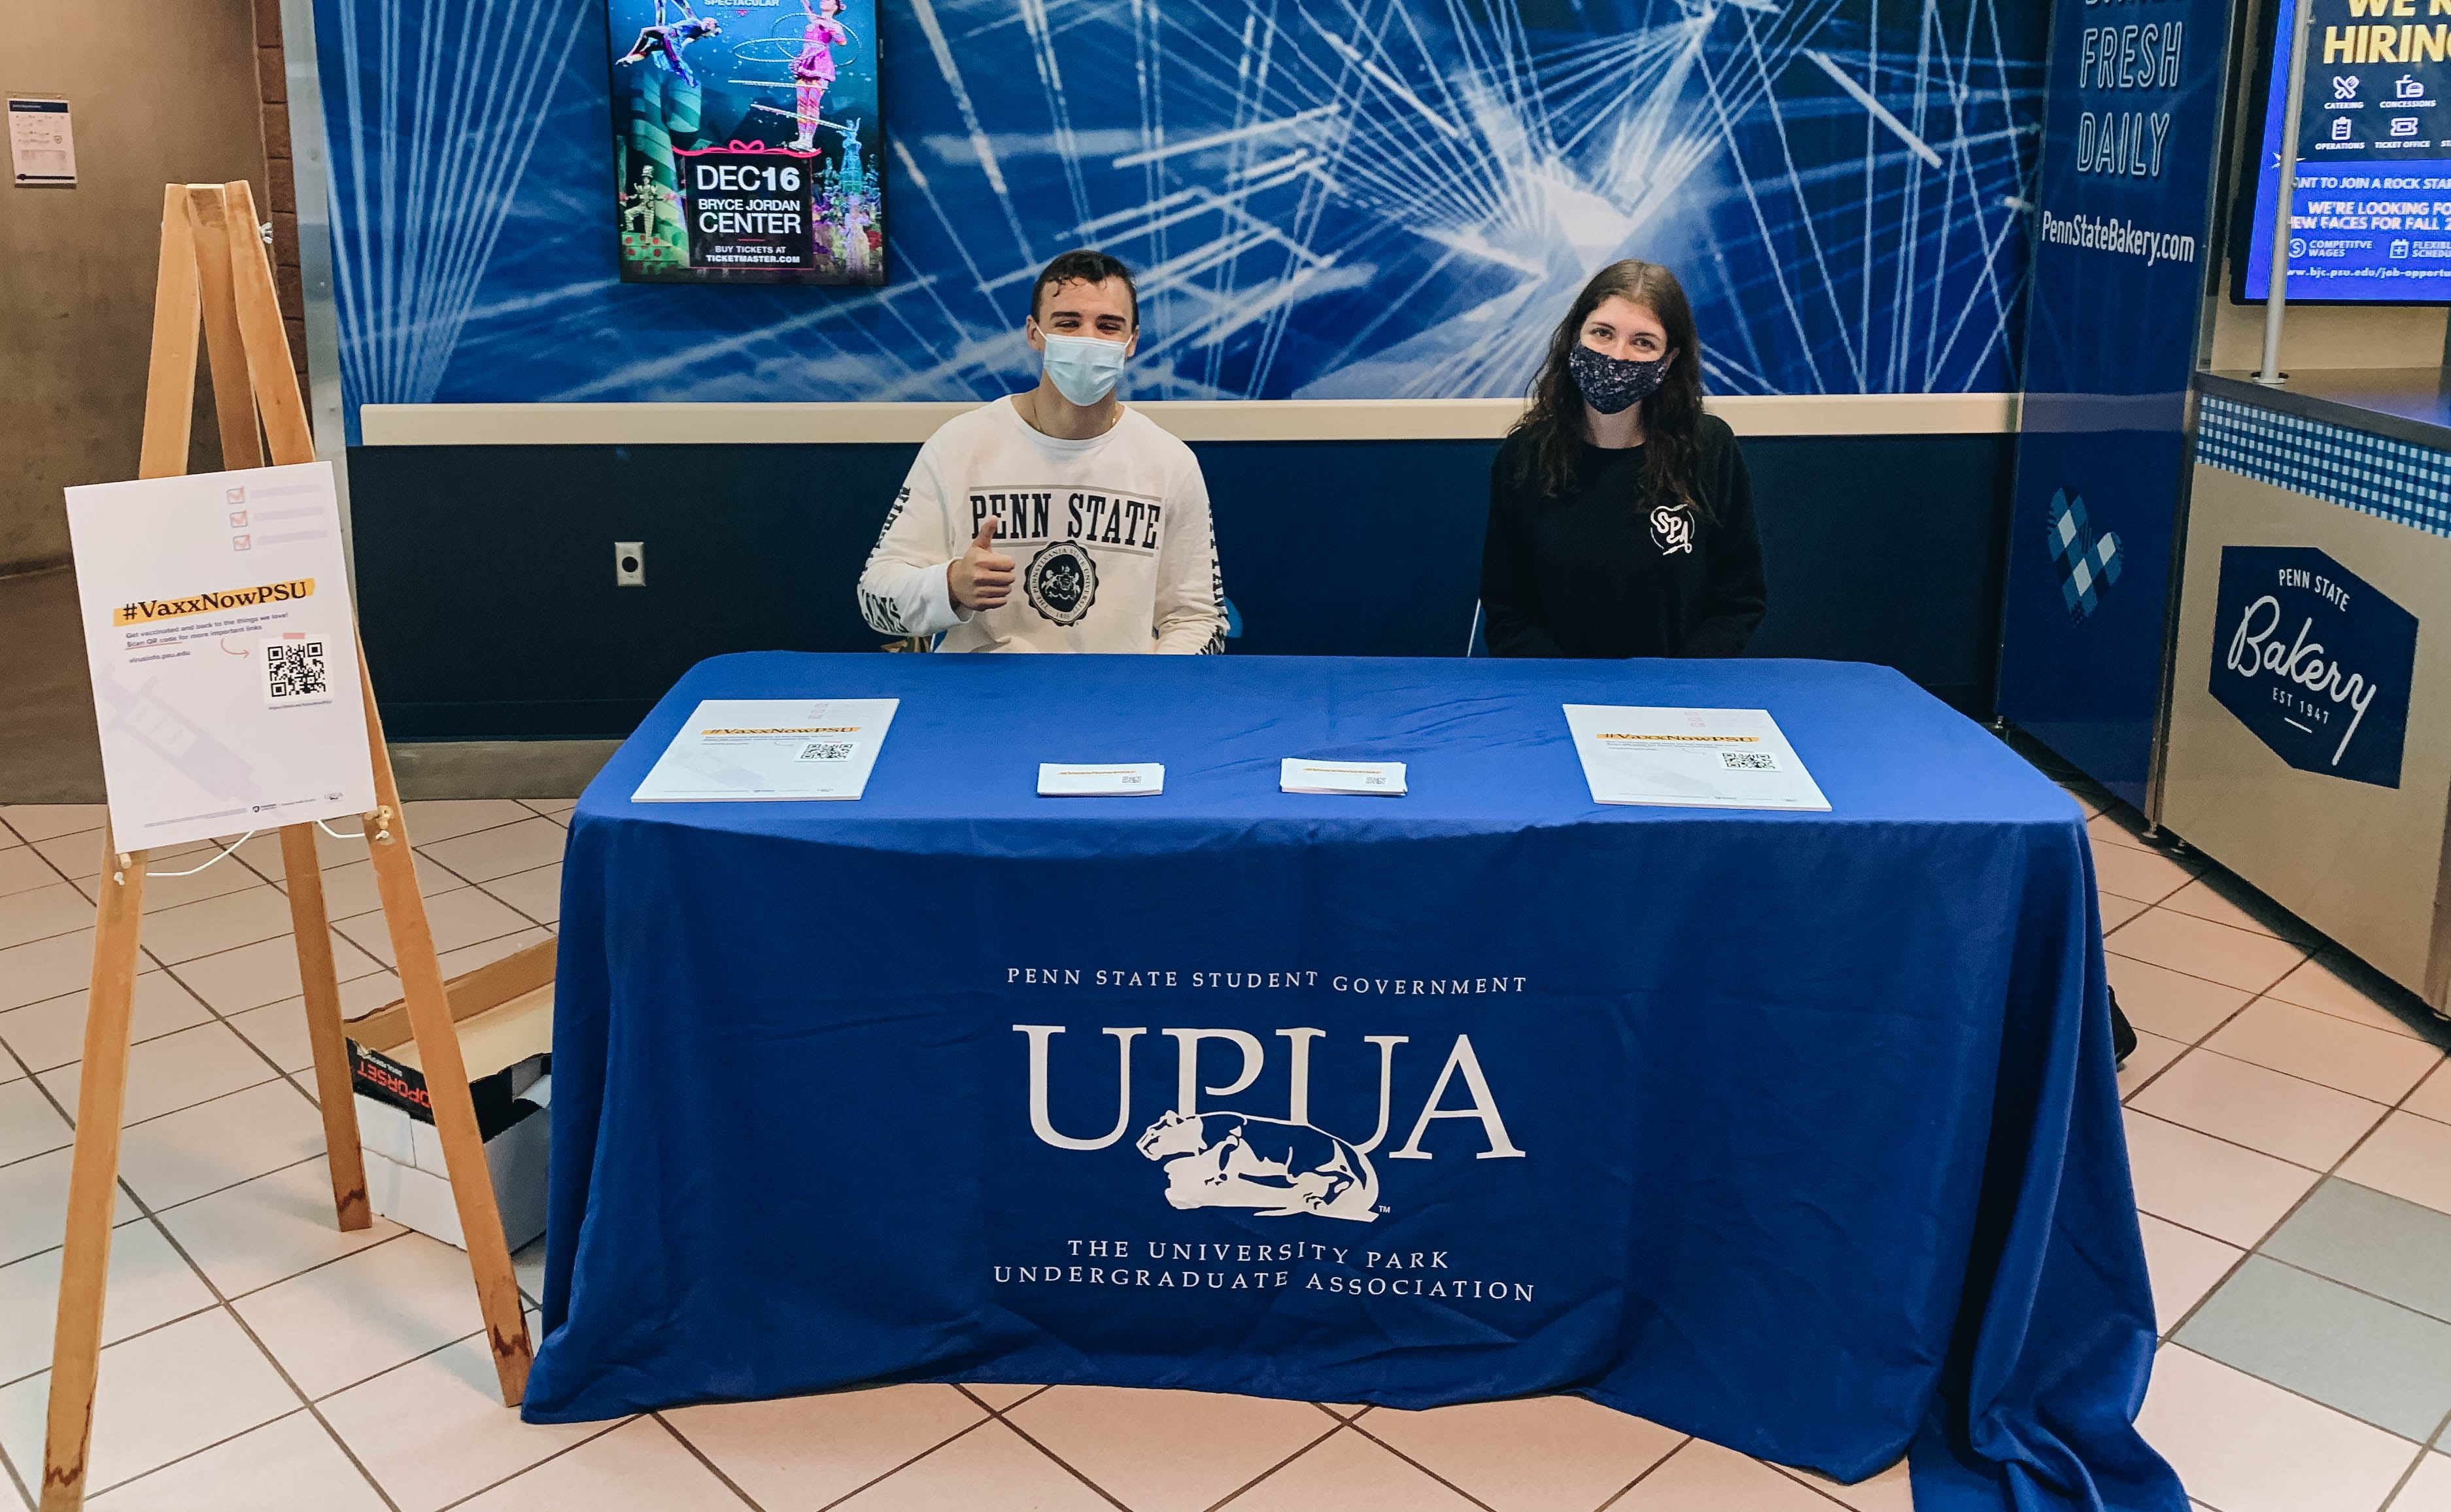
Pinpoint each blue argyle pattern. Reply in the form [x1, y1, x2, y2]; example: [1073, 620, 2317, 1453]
[2046, 489, 2122, 621]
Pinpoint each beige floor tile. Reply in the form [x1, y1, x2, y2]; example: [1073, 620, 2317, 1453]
[401, 801, 543, 846]
[0, 1220, 216, 1386]
[37, 834, 222, 885]
[2121, 1110, 2322, 1248]
[521, 799, 578, 819]
[1008, 1386, 1330, 1512]
[41, 1019, 277, 1125]
[1218, 1428, 1482, 1511]
[2135, 1214, 2245, 1337]
[436, 928, 554, 978]
[2119, 1033, 2187, 1100]
[482, 863, 562, 925]
[2264, 954, 2435, 1041]
[232, 825, 370, 876]
[0, 1144, 139, 1267]
[0, 879, 109, 950]
[2087, 813, 2160, 855]
[2127, 1050, 2389, 1170]
[2133, 1345, 2419, 1512]
[2335, 1111, 2451, 1218]
[0, 927, 99, 1010]
[2157, 876, 2323, 945]
[321, 1322, 609, 1512]
[136, 885, 309, 965]
[0, 1308, 300, 1494]
[0, 846, 60, 897]
[288, 855, 461, 921]
[1604, 1437, 1831, 1509]
[2393, 1452, 2451, 1512]
[2099, 893, 2150, 933]
[664, 1382, 986, 1511]
[227, 976, 404, 1073]
[0, 972, 213, 1074]
[455, 1416, 747, 1512]
[235, 1232, 496, 1399]
[1362, 1394, 1683, 1512]
[0, 1078, 71, 1166]
[85, 1409, 388, 1511]
[2092, 842, 2201, 905]
[2407, 1061, 2451, 1125]
[964, 1383, 1049, 1411]
[2202, 999, 2445, 1106]
[156, 1158, 405, 1298]
[335, 886, 532, 969]
[2106, 956, 2255, 1043]
[834, 1418, 1110, 1511]
[2, 804, 107, 842]
[116, 1079, 327, 1212]
[167, 930, 387, 1016]
[2106, 910, 2309, 995]
[418, 819, 570, 886]
[1775, 1453, 1913, 1512]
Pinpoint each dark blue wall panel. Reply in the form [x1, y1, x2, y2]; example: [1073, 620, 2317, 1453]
[349, 434, 2009, 739]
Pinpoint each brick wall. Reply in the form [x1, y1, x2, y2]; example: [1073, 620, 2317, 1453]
[252, 0, 309, 388]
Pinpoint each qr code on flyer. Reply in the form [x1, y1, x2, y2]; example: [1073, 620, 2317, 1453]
[263, 640, 329, 704]
[798, 742, 853, 761]
[1719, 751, 1777, 770]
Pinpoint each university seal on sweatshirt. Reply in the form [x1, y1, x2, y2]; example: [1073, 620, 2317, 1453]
[1025, 539, 1100, 626]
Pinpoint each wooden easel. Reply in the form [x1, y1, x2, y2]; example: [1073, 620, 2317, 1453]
[39, 182, 533, 1511]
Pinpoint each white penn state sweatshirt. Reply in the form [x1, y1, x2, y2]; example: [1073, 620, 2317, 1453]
[856, 398, 1228, 654]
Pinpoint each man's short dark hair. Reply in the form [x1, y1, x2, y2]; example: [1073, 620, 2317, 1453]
[1030, 249, 1138, 328]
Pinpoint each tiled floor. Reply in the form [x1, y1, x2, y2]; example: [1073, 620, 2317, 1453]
[0, 785, 2447, 1511]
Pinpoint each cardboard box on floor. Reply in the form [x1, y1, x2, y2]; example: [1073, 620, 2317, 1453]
[348, 939, 555, 1251]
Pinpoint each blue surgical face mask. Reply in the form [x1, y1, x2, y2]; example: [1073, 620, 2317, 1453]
[1038, 330, 1129, 407]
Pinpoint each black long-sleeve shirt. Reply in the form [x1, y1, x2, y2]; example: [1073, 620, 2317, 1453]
[1478, 415, 1766, 658]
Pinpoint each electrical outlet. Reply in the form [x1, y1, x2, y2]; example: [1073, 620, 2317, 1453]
[615, 541, 645, 587]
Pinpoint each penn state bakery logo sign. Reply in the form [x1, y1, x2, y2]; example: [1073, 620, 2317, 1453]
[1023, 540, 1099, 627]
[2211, 545, 2418, 789]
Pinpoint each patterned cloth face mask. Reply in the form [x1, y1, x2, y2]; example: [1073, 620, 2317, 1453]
[1568, 344, 1671, 416]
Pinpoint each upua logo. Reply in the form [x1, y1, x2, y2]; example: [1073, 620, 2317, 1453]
[1015, 1025, 1525, 1224]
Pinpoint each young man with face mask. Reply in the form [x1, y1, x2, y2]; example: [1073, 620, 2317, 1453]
[856, 250, 1229, 653]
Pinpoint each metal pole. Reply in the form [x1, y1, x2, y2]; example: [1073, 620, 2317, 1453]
[2259, 0, 2318, 384]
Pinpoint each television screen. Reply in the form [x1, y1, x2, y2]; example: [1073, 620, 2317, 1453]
[2238, 0, 2451, 302]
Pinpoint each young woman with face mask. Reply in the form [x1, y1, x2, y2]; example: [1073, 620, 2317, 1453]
[1477, 260, 1766, 658]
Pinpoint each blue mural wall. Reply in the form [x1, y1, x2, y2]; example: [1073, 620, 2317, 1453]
[314, 0, 2047, 434]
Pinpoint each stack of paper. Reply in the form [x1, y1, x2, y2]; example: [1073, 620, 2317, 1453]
[1562, 705, 1830, 811]
[1280, 759, 1407, 795]
[632, 699, 898, 802]
[1039, 763, 1164, 796]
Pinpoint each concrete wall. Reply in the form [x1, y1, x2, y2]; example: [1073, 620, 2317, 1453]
[0, 0, 271, 574]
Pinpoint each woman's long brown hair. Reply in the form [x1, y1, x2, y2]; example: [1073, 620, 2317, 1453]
[1508, 260, 1709, 522]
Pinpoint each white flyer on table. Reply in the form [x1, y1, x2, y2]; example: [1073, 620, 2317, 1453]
[631, 699, 898, 802]
[1563, 705, 1830, 811]
[1038, 763, 1163, 796]
[1280, 759, 1407, 795]
[65, 462, 375, 851]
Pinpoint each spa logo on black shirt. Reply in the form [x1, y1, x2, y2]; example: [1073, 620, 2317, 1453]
[1649, 505, 1694, 557]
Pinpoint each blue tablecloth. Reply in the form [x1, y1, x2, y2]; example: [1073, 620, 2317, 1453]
[529, 653, 2179, 1511]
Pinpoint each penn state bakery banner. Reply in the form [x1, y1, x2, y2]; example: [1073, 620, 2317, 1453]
[1997, 0, 2238, 807]
[529, 653, 2182, 1511]
[606, 0, 883, 283]
[2211, 544, 2418, 785]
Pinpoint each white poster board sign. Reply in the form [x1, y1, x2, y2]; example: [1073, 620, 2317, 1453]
[66, 462, 376, 850]
[8, 98, 75, 186]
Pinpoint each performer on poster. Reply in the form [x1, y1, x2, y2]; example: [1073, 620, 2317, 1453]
[855, 251, 1229, 654]
[788, 0, 851, 153]
[616, 0, 721, 89]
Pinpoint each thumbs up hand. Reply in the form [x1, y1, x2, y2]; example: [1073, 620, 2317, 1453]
[948, 515, 1016, 611]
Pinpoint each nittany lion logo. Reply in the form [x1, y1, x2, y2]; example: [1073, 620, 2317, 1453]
[1649, 505, 1694, 556]
[1024, 540, 1099, 626]
[1136, 1110, 1381, 1222]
